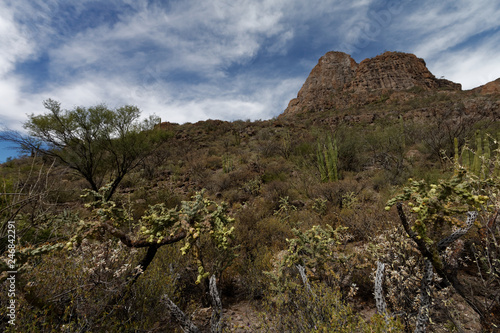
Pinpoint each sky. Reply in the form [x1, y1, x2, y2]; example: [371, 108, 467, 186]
[1, 0, 500, 162]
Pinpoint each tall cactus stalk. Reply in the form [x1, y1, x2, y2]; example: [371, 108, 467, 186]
[458, 131, 498, 178]
[317, 135, 339, 182]
[326, 135, 339, 182]
[222, 154, 233, 173]
[473, 130, 482, 176]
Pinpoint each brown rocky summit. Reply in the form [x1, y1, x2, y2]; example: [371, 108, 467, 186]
[283, 51, 461, 116]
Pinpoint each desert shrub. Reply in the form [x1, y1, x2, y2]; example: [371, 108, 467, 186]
[0, 238, 141, 332]
[205, 155, 223, 170]
[94, 245, 184, 331]
[227, 166, 254, 183]
[261, 224, 402, 332]
[287, 209, 322, 230]
[261, 168, 288, 184]
[336, 204, 393, 241]
[294, 141, 315, 157]
[364, 123, 410, 183]
[336, 126, 368, 172]
[261, 281, 373, 332]
[418, 104, 490, 163]
[311, 177, 365, 208]
[261, 180, 292, 208]
[311, 198, 328, 216]
[266, 225, 360, 298]
[232, 199, 293, 298]
[241, 176, 262, 196]
[186, 151, 212, 186]
[237, 216, 291, 297]
[259, 139, 281, 158]
[206, 171, 232, 193]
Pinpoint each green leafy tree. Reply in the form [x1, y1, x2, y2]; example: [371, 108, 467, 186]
[1, 99, 162, 200]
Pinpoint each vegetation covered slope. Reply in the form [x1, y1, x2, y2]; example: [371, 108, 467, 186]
[1, 85, 499, 332]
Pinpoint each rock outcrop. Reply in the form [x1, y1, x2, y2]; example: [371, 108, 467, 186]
[347, 52, 460, 92]
[285, 52, 357, 114]
[472, 78, 500, 95]
[283, 51, 462, 116]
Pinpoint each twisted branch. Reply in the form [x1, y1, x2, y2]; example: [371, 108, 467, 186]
[396, 203, 492, 330]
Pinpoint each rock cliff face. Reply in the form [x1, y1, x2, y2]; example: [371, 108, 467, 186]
[285, 52, 357, 114]
[347, 52, 460, 92]
[283, 51, 462, 116]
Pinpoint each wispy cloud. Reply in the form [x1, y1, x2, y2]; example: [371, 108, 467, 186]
[389, 0, 500, 89]
[428, 33, 500, 89]
[0, 0, 499, 134]
[402, 1, 500, 58]
[0, 3, 36, 74]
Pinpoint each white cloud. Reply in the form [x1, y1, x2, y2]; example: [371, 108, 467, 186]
[1, 0, 307, 129]
[46, 0, 291, 80]
[0, 3, 36, 74]
[396, 1, 500, 58]
[387, 0, 500, 89]
[0, 2, 39, 131]
[428, 33, 500, 89]
[1, 0, 500, 134]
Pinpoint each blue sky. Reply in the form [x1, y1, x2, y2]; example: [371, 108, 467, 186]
[1, 0, 500, 162]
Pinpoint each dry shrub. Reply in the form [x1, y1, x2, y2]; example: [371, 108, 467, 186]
[368, 226, 469, 332]
[232, 199, 292, 298]
[287, 209, 322, 230]
[312, 178, 365, 208]
[5, 238, 141, 331]
[206, 171, 232, 193]
[205, 155, 222, 170]
[261, 181, 291, 208]
[336, 204, 394, 241]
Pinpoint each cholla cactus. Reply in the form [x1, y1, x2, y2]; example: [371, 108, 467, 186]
[385, 170, 498, 331]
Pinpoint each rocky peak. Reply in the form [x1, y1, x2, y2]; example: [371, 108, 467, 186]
[347, 52, 460, 92]
[299, 51, 358, 95]
[283, 51, 461, 116]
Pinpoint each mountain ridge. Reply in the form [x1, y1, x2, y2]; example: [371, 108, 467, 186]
[281, 51, 498, 117]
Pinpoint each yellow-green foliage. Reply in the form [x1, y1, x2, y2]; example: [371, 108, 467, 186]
[2, 90, 499, 332]
[265, 224, 357, 296]
[385, 170, 493, 245]
[79, 186, 237, 284]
